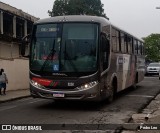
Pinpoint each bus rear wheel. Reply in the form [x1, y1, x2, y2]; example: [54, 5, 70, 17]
[132, 73, 138, 89]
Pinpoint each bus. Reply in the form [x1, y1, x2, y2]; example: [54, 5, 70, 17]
[21, 15, 145, 102]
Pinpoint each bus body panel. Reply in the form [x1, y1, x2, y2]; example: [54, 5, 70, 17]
[27, 15, 145, 101]
[107, 53, 135, 92]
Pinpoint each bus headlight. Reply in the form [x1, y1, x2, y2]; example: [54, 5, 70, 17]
[31, 80, 45, 89]
[76, 81, 98, 90]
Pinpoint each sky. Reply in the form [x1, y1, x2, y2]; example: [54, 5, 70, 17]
[0, 0, 160, 38]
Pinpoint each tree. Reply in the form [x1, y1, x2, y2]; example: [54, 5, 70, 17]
[143, 34, 160, 62]
[48, 0, 69, 16]
[48, 0, 108, 19]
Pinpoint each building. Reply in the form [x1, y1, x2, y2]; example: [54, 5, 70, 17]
[0, 2, 39, 91]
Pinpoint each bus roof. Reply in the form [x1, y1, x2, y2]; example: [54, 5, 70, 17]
[35, 15, 143, 42]
[35, 15, 110, 26]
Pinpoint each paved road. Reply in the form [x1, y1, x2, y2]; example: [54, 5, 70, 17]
[0, 77, 160, 132]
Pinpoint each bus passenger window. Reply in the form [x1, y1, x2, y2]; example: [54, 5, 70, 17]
[134, 39, 138, 55]
[142, 43, 144, 55]
[112, 28, 117, 52]
[128, 36, 132, 54]
[120, 33, 125, 53]
[124, 34, 128, 53]
[118, 32, 121, 52]
[131, 38, 134, 54]
[101, 34, 109, 70]
[116, 30, 120, 52]
[112, 28, 120, 52]
[138, 41, 142, 55]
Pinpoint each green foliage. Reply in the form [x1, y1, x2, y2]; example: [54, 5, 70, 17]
[48, 0, 107, 18]
[143, 34, 160, 62]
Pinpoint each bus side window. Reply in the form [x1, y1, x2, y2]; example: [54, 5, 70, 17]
[134, 39, 138, 55]
[116, 30, 120, 52]
[140, 42, 143, 55]
[112, 28, 120, 52]
[124, 34, 128, 53]
[120, 32, 125, 53]
[112, 28, 117, 52]
[131, 38, 134, 54]
[101, 34, 109, 70]
[138, 41, 142, 55]
[142, 43, 145, 55]
[118, 31, 121, 52]
[128, 36, 132, 54]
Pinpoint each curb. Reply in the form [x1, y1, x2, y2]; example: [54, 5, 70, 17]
[0, 95, 31, 104]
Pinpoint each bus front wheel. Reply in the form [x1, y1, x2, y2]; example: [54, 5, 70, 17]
[107, 78, 117, 103]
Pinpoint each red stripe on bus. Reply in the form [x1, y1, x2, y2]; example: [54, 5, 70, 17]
[32, 77, 52, 86]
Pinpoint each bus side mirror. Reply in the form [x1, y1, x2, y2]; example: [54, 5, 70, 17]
[21, 34, 31, 57]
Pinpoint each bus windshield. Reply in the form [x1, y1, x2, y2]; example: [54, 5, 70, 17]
[30, 23, 99, 76]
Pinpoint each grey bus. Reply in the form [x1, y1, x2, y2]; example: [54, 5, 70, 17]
[21, 15, 145, 102]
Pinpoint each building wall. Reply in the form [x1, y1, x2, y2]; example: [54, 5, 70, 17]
[0, 2, 38, 91]
[0, 41, 20, 59]
[0, 40, 30, 91]
[0, 2, 38, 22]
[0, 58, 29, 91]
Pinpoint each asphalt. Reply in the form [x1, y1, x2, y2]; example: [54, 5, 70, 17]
[122, 93, 160, 133]
[0, 89, 160, 133]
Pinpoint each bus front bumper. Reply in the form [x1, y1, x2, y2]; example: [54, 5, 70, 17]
[30, 81, 102, 101]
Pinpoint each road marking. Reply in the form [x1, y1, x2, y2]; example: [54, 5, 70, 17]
[0, 105, 17, 112]
[28, 99, 45, 104]
[0, 99, 45, 112]
[15, 98, 44, 104]
[126, 95, 154, 98]
[18, 97, 33, 102]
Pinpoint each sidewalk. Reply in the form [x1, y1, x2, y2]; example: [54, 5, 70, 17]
[122, 93, 160, 133]
[0, 89, 30, 103]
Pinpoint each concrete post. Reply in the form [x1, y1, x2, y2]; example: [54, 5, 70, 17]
[0, 11, 3, 34]
[13, 16, 16, 38]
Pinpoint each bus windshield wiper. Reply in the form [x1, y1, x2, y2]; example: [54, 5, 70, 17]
[63, 41, 78, 72]
[40, 40, 56, 74]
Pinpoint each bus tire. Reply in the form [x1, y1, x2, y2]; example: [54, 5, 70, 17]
[108, 78, 117, 103]
[132, 73, 138, 89]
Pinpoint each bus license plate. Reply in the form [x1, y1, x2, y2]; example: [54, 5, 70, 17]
[53, 93, 65, 98]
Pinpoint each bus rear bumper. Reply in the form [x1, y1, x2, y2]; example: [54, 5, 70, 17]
[30, 83, 102, 101]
